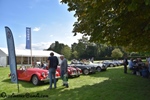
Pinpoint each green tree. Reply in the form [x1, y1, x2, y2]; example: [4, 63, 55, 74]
[72, 50, 78, 59]
[111, 48, 123, 59]
[74, 36, 89, 59]
[61, 45, 71, 59]
[47, 41, 72, 59]
[85, 45, 97, 59]
[48, 41, 65, 54]
[61, 0, 150, 51]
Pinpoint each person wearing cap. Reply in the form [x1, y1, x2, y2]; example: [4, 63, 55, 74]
[47, 52, 59, 89]
[60, 55, 69, 88]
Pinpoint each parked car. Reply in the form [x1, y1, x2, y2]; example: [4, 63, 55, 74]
[56, 66, 82, 78]
[88, 61, 107, 72]
[70, 62, 96, 75]
[113, 60, 123, 66]
[9, 66, 60, 85]
[102, 60, 117, 67]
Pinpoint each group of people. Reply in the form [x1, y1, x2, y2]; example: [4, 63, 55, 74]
[47, 52, 69, 90]
[123, 56, 150, 78]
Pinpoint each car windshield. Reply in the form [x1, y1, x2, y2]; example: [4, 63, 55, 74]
[19, 66, 26, 70]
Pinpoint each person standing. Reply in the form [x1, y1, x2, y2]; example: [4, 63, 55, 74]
[123, 55, 128, 74]
[60, 55, 69, 88]
[147, 56, 150, 74]
[47, 52, 59, 89]
[128, 58, 136, 74]
[91, 57, 94, 63]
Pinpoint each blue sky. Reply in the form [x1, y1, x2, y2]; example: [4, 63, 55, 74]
[0, 0, 82, 50]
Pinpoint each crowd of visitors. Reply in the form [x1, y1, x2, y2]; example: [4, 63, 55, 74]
[128, 57, 149, 78]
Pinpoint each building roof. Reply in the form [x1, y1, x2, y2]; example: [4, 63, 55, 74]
[0, 48, 61, 57]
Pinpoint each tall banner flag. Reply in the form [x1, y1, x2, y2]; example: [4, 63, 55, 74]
[5, 26, 18, 83]
[26, 27, 31, 49]
[26, 27, 32, 66]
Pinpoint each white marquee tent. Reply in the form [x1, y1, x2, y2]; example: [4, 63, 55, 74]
[0, 48, 61, 67]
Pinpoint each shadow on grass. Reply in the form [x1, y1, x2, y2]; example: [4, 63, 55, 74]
[2, 79, 11, 83]
[2, 67, 150, 100]
[2, 76, 81, 89]
[3, 79, 150, 100]
[1, 78, 50, 88]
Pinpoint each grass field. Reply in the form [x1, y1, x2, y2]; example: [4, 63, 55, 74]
[0, 66, 150, 100]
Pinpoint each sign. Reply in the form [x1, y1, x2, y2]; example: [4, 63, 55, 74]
[5, 26, 18, 83]
[26, 27, 31, 49]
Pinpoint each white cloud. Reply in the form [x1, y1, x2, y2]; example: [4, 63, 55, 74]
[16, 33, 83, 50]
[16, 42, 52, 50]
[16, 44, 26, 50]
[58, 33, 83, 47]
[50, 35, 53, 37]
[33, 27, 41, 31]
[32, 42, 51, 50]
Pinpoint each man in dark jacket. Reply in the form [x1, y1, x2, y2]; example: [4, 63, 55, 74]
[123, 55, 128, 73]
[47, 52, 59, 89]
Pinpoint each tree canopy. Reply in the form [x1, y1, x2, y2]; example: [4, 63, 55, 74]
[111, 48, 123, 59]
[61, 0, 150, 52]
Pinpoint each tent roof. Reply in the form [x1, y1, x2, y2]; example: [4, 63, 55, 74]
[0, 48, 61, 57]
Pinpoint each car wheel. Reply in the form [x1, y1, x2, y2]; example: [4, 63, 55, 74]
[31, 75, 40, 85]
[96, 67, 101, 72]
[83, 69, 89, 75]
[110, 64, 114, 67]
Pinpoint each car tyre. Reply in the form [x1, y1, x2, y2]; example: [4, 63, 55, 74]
[31, 75, 40, 85]
[110, 64, 114, 67]
[83, 69, 89, 75]
[96, 67, 102, 72]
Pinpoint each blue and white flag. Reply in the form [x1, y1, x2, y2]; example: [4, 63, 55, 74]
[5, 26, 18, 83]
[26, 27, 31, 49]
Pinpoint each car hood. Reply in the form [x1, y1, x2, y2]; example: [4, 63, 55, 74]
[25, 68, 48, 72]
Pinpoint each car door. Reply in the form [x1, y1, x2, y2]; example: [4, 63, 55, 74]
[17, 69, 27, 80]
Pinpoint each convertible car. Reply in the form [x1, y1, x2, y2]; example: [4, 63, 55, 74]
[9, 66, 60, 85]
[88, 61, 107, 72]
[70, 62, 96, 75]
[56, 66, 82, 78]
[102, 60, 117, 67]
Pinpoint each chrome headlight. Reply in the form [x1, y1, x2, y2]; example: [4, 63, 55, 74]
[41, 72, 45, 77]
[68, 69, 71, 72]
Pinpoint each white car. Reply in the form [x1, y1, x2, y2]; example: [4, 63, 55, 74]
[88, 61, 107, 72]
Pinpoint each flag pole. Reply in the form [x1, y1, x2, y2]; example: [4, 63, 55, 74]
[16, 60, 20, 93]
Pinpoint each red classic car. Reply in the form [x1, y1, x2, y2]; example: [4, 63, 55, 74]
[9, 66, 60, 85]
[56, 66, 82, 78]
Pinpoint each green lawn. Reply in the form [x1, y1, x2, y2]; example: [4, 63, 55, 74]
[0, 66, 150, 100]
